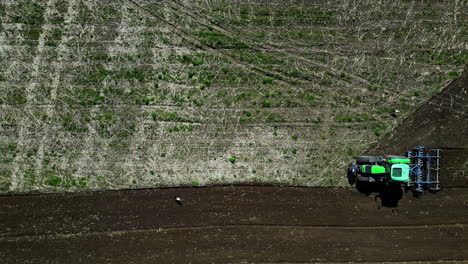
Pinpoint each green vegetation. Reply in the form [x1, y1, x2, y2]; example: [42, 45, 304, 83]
[197, 30, 249, 49]
[151, 112, 194, 123]
[179, 54, 204, 66]
[167, 125, 193, 133]
[266, 113, 284, 122]
[11, 2, 45, 24]
[262, 100, 272, 108]
[4, 90, 27, 105]
[292, 178, 302, 186]
[45, 176, 62, 187]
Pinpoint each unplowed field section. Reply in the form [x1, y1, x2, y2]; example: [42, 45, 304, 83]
[1, 186, 467, 263]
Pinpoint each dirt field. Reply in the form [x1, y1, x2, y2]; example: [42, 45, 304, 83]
[1, 186, 468, 263]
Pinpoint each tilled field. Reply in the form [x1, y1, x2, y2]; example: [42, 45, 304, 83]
[0, 186, 468, 263]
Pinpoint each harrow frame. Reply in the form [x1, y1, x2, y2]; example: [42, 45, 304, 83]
[407, 146, 441, 192]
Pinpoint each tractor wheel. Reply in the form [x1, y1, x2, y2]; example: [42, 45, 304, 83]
[347, 163, 358, 185]
[355, 177, 374, 195]
[356, 156, 381, 165]
[386, 155, 407, 159]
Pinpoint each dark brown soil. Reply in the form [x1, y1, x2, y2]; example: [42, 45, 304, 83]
[0, 69, 466, 263]
[1, 186, 468, 263]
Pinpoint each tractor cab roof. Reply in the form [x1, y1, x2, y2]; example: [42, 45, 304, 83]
[390, 164, 410, 182]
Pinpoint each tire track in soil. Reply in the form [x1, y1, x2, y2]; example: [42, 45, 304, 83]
[1, 223, 467, 241]
[35, 0, 80, 176]
[110, 4, 145, 187]
[167, 0, 372, 86]
[71, 0, 98, 181]
[9, 0, 57, 192]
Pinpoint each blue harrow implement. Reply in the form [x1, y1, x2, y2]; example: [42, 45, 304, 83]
[407, 147, 441, 193]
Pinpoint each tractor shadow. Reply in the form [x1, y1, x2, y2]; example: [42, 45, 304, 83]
[355, 182, 403, 208]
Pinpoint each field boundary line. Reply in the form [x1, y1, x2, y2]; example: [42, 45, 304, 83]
[253, 260, 468, 264]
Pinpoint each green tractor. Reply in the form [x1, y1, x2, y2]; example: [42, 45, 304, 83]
[347, 147, 441, 193]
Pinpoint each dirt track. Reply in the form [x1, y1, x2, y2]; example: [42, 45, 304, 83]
[1, 67, 467, 263]
[1, 186, 468, 264]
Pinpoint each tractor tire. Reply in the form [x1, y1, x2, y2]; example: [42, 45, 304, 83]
[386, 155, 407, 159]
[356, 156, 381, 165]
[347, 163, 358, 185]
[355, 178, 375, 195]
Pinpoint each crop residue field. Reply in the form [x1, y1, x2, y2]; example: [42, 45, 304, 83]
[1, 0, 466, 192]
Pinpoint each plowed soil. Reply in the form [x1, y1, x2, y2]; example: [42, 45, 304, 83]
[1, 186, 468, 264]
[0, 69, 466, 263]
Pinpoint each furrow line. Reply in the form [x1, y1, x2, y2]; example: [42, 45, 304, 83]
[1, 223, 466, 242]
